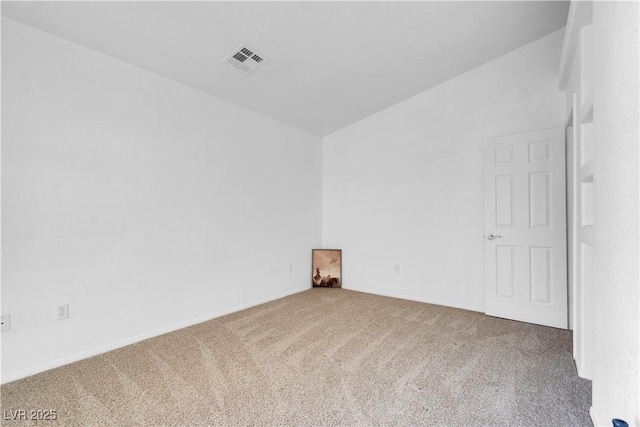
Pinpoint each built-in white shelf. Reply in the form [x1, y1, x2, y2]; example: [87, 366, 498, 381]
[581, 159, 594, 183]
[581, 122, 594, 162]
[581, 225, 594, 246]
[581, 90, 594, 123]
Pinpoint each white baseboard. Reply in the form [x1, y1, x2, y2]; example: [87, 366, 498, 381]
[574, 357, 593, 381]
[344, 286, 484, 313]
[1, 286, 310, 385]
[590, 406, 602, 427]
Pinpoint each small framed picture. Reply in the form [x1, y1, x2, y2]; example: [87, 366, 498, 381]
[312, 249, 342, 288]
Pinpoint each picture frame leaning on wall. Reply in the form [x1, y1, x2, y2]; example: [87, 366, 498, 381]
[312, 249, 342, 288]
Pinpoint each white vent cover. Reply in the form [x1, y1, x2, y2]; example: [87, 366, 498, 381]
[223, 44, 268, 74]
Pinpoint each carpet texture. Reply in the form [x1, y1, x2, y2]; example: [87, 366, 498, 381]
[1, 289, 591, 426]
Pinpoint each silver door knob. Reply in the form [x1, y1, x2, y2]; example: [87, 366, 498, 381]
[486, 234, 502, 241]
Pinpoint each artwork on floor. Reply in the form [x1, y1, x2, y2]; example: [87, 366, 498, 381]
[312, 249, 342, 288]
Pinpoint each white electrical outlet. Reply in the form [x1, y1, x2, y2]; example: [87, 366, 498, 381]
[57, 303, 69, 320]
[289, 263, 294, 272]
[394, 265, 401, 274]
[1, 314, 11, 332]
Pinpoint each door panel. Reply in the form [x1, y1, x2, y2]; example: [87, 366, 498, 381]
[529, 246, 551, 303]
[496, 175, 514, 227]
[496, 245, 515, 298]
[484, 128, 567, 329]
[529, 172, 551, 228]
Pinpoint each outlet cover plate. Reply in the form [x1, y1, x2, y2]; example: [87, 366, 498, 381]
[57, 303, 69, 320]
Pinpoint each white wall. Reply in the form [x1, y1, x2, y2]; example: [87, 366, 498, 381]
[591, 2, 639, 425]
[1, 17, 323, 382]
[323, 30, 565, 311]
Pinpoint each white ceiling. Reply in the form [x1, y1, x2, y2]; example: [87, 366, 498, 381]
[2, 1, 569, 136]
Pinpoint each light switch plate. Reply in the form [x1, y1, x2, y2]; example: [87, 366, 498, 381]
[1, 314, 11, 332]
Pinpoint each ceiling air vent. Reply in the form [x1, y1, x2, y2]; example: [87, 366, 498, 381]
[223, 44, 268, 74]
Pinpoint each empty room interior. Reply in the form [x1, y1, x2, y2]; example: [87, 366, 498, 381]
[1, 1, 638, 426]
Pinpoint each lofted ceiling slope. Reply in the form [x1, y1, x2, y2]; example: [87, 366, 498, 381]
[2, 1, 569, 136]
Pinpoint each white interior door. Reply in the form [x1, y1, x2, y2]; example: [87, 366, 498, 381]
[484, 128, 567, 329]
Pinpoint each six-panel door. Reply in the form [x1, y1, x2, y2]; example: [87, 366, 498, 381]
[484, 128, 567, 329]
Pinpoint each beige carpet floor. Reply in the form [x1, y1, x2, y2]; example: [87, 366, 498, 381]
[1, 289, 591, 426]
